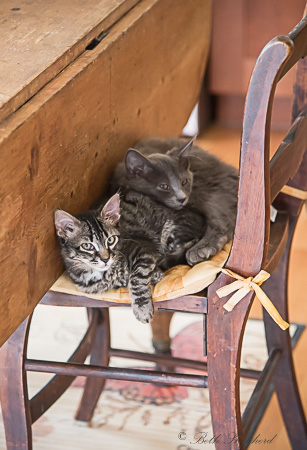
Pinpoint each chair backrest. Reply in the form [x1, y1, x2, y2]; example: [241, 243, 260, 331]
[226, 13, 307, 277]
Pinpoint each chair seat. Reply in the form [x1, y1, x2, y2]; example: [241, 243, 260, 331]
[47, 212, 289, 324]
[49, 242, 232, 304]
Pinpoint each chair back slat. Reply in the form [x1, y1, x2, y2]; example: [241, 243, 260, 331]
[292, 57, 307, 122]
[273, 54, 307, 217]
[279, 15, 307, 80]
[270, 112, 307, 203]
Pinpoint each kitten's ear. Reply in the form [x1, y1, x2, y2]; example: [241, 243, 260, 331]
[125, 149, 153, 177]
[167, 136, 195, 170]
[54, 210, 81, 238]
[100, 194, 120, 225]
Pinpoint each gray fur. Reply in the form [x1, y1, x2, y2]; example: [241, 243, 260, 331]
[119, 189, 206, 268]
[55, 192, 205, 323]
[111, 137, 238, 264]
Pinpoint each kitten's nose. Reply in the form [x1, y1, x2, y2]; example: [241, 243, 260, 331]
[99, 251, 109, 264]
[177, 196, 187, 204]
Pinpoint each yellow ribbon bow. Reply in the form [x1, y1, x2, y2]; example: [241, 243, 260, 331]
[216, 268, 290, 330]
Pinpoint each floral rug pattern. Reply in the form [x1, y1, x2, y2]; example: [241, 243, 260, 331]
[0, 306, 298, 449]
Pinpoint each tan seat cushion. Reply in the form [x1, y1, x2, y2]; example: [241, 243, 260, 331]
[50, 242, 231, 303]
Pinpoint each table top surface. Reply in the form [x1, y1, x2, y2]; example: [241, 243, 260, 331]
[0, 0, 138, 122]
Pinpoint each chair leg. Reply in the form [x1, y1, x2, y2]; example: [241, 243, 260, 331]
[0, 316, 33, 450]
[207, 276, 252, 450]
[263, 251, 307, 449]
[150, 310, 174, 373]
[75, 308, 110, 422]
[150, 310, 174, 354]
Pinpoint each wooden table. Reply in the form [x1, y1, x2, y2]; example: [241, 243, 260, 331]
[0, 0, 211, 346]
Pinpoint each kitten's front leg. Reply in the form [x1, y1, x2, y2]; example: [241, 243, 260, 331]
[129, 278, 154, 323]
[128, 257, 159, 323]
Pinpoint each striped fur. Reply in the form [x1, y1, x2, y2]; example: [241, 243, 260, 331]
[54, 193, 205, 323]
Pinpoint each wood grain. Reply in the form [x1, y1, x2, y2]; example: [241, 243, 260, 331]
[0, 0, 211, 346]
[0, 0, 141, 122]
[75, 309, 110, 422]
[206, 16, 307, 450]
[25, 359, 208, 388]
[227, 38, 293, 276]
[264, 213, 289, 274]
[0, 317, 33, 448]
[30, 309, 100, 423]
[270, 112, 307, 202]
[150, 310, 174, 353]
[193, 121, 307, 449]
[263, 217, 307, 449]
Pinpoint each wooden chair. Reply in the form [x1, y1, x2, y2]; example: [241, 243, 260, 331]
[1, 15, 307, 450]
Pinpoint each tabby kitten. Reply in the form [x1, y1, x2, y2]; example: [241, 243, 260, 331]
[119, 189, 206, 269]
[55, 192, 205, 323]
[111, 137, 238, 265]
[54, 194, 163, 323]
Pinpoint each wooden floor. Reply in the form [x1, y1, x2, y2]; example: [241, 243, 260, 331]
[198, 125, 307, 449]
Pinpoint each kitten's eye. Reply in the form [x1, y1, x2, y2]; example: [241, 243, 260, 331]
[106, 235, 118, 247]
[182, 179, 188, 186]
[80, 243, 95, 251]
[159, 183, 170, 190]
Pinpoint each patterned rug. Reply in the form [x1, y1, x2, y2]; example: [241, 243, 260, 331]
[0, 306, 301, 449]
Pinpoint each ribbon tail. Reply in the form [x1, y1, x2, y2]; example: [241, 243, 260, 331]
[253, 284, 289, 330]
[216, 280, 243, 299]
[223, 287, 251, 312]
[252, 270, 270, 284]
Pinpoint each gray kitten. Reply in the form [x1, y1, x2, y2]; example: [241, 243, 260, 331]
[119, 189, 206, 269]
[54, 193, 205, 323]
[111, 137, 238, 265]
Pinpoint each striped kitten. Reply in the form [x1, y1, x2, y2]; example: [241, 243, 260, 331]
[54, 194, 163, 323]
[54, 193, 205, 323]
[119, 189, 206, 269]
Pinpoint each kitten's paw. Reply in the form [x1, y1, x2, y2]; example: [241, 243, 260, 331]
[132, 301, 154, 324]
[151, 269, 164, 285]
[186, 236, 228, 265]
[186, 243, 217, 265]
